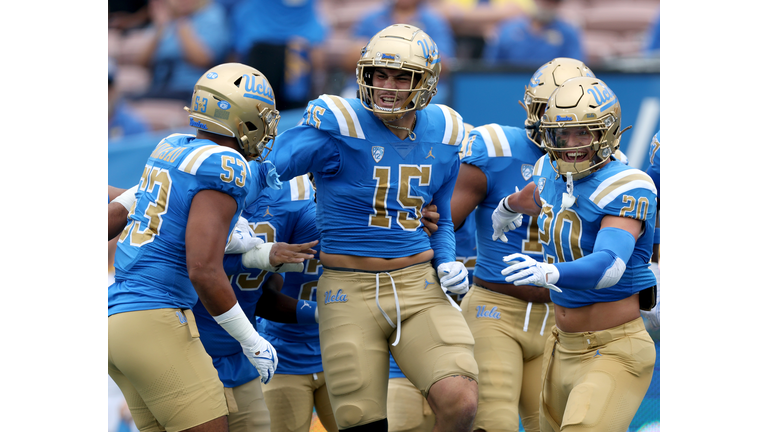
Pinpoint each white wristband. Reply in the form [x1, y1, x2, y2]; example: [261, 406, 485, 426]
[112, 185, 139, 211]
[212, 302, 259, 345]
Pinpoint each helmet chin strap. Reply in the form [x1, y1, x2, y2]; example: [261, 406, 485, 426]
[562, 172, 576, 209]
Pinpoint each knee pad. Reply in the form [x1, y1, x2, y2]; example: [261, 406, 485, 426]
[341, 418, 388, 432]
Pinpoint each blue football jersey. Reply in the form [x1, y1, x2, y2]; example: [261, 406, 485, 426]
[258, 176, 326, 375]
[532, 155, 658, 308]
[193, 174, 321, 387]
[462, 125, 546, 284]
[267, 95, 465, 267]
[109, 134, 253, 316]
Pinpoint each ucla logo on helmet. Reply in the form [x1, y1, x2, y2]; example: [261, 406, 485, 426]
[417, 37, 439, 64]
[218, 101, 231, 110]
[206, 72, 218, 79]
[555, 115, 574, 122]
[529, 65, 546, 87]
[587, 84, 617, 112]
[243, 74, 275, 106]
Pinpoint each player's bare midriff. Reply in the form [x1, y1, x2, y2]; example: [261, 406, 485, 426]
[555, 293, 641, 333]
[319, 250, 434, 272]
[473, 276, 551, 303]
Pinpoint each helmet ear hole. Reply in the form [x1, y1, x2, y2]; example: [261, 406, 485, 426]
[244, 121, 259, 132]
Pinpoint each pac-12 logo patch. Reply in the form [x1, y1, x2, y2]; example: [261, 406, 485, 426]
[521, 164, 534, 181]
[217, 101, 230, 110]
[372, 146, 385, 163]
[537, 177, 546, 194]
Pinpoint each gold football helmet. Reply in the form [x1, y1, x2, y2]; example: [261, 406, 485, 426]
[185, 63, 280, 161]
[540, 76, 630, 180]
[356, 24, 441, 121]
[521, 58, 595, 149]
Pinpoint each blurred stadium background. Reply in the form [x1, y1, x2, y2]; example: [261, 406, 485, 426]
[108, 0, 660, 431]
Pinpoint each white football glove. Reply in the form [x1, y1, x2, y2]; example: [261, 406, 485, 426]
[641, 262, 660, 331]
[240, 333, 279, 385]
[437, 262, 470, 295]
[213, 303, 279, 384]
[241, 242, 304, 272]
[501, 253, 562, 293]
[491, 192, 523, 243]
[225, 216, 264, 254]
[111, 185, 138, 211]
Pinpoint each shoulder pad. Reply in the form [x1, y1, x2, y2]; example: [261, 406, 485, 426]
[473, 123, 512, 157]
[177, 145, 251, 179]
[309, 95, 367, 139]
[288, 174, 314, 201]
[589, 168, 657, 209]
[432, 104, 465, 146]
[532, 154, 549, 176]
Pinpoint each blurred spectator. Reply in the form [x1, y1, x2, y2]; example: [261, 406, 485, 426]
[109, 59, 150, 140]
[109, 0, 150, 32]
[483, 0, 583, 67]
[230, 0, 329, 111]
[436, 0, 533, 60]
[643, 10, 660, 57]
[135, 0, 231, 100]
[340, 0, 455, 103]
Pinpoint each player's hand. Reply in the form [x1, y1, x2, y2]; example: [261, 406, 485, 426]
[501, 253, 562, 293]
[240, 334, 279, 384]
[421, 203, 439, 236]
[224, 216, 264, 254]
[242, 240, 317, 272]
[491, 192, 523, 243]
[269, 240, 319, 268]
[437, 262, 469, 295]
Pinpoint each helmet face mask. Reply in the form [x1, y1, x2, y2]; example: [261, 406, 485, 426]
[521, 58, 595, 149]
[357, 24, 441, 121]
[540, 76, 626, 180]
[185, 63, 281, 161]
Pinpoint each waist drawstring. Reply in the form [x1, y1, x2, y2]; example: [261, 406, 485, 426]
[375, 272, 402, 346]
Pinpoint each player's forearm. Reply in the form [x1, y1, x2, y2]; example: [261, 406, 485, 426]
[255, 286, 299, 323]
[189, 266, 238, 316]
[429, 179, 458, 267]
[504, 182, 541, 217]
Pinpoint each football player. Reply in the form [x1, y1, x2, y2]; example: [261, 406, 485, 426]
[386, 125, 478, 432]
[108, 63, 316, 432]
[266, 24, 478, 432]
[193, 173, 324, 432]
[450, 58, 595, 432]
[256, 177, 443, 432]
[492, 76, 657, 432]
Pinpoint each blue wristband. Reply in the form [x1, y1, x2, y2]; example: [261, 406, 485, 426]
[295, 300, 317, 325]
[654, 227, 660, 245]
